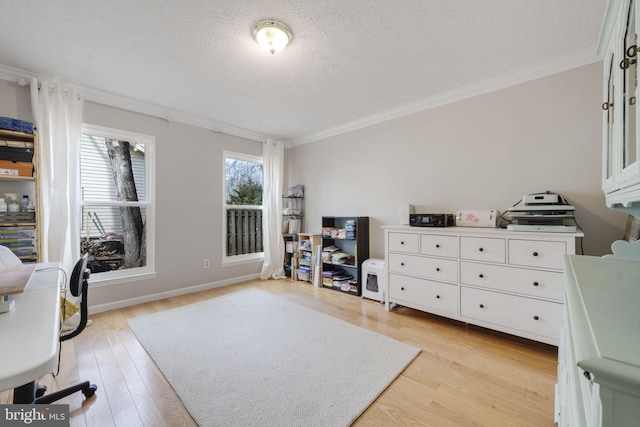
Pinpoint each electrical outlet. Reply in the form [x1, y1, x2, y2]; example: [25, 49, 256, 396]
[203, 259, 210, 268]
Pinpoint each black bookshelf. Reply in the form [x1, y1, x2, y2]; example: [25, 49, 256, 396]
[320, 216, 369, 296]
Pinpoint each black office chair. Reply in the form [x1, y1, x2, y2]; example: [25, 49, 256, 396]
[13, 253, 98, 404]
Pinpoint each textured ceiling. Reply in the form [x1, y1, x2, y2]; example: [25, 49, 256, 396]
[0, 1, 605, 144]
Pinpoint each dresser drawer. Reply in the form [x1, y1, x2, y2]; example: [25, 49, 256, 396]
[460, 286, 562, 340]
[460, 261, 564, 301]
[388, 253, 458, 283]
[460, 237, 505, 263]
[508, 239, 567, 270]
[388, 232, 419, 254]
[420, 234, 458, 258]
[389, 273, 458, 314]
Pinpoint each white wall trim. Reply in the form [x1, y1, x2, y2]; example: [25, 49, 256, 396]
[87, 273, 261, 314]
[0, 63, 267, 143]
[288, 47, 602, 147]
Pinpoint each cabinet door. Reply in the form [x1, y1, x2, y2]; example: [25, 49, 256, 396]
[603, 44, 617, 193]
[619, 0, 640, 188]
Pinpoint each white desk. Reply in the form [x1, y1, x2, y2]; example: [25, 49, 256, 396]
[0, 263, 62, 393]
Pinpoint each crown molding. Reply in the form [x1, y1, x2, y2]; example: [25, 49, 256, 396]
[288, 47, 601, 147]
[0, 64, 268, 143]
[1, 46, 601, 149]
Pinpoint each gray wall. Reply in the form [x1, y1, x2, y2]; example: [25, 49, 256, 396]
[285, 62, 628, 258]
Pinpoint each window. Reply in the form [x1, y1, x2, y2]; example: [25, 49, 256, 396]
[223, 151, 264, 263]
[80, 124, 155, 283]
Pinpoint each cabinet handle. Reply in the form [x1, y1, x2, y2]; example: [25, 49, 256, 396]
[533, 281, 539, 287]
[479, 273, 484, 278]
[533, 315, 539, 321]
[583, 371, 592, 381]
[532, 251, 539, 257]
[602, 101, 613, 111]
[478, 247, 484, 252]
[620, 57, 637, 69]
[479, 304, 485, 309]
[628, 44, 638, 58]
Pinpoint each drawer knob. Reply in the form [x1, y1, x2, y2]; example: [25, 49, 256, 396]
[436, 295, 440, 299]
[532, 251, 539, 257]
[435, 244, 440, 248]
[478, 247, 484, 252]
[479, 273, 484, 278]
[401, 287, 405, 291]
[436, 267, 440, 272]
[479, 304, 485, 309]
[400, 262, 405, 267]
[584, 371, 592, 381]
[533, 315, 539, 321]
[401, 241, 405, 245]
[533, 281, 539, 287]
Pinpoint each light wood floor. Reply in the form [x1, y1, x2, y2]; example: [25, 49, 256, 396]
[1, 279, 559, 426]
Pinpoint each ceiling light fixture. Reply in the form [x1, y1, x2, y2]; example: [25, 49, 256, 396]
[253, 20, 292, 54]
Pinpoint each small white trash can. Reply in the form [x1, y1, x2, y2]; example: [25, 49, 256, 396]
[361, 258, 386, 303]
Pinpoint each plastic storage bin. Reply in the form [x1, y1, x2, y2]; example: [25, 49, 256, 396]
[361, 258, 386, 303]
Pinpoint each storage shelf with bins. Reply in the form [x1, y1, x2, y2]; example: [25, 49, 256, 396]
[295, 233, 321, 283]
[282, 195, 303, 278]
[0, 128, 40, 263]
[321, 216, 369, 296]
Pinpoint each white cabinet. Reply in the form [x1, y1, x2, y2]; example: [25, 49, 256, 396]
[599, 0, 640, 216]
[557, 255, 640, 427]
[384, 225, 582, 345]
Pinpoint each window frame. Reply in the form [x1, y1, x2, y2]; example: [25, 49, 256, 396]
[222, 150, 264, 265]
[80, 124, 156, 286]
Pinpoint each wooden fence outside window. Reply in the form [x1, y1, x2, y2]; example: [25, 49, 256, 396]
[226, 208, 263, 256]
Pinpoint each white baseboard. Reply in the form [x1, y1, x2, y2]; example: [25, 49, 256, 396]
[88, 273, 260, 314]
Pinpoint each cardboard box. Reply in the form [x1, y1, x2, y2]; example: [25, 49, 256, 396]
[0, 160, 32, 177]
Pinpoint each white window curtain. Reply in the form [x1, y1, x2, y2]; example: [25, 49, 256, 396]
[30, 78, 83, 275]
[260, 138, 286, 280]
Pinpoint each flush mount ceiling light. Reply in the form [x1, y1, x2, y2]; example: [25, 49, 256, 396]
[253, 19, 292, 54]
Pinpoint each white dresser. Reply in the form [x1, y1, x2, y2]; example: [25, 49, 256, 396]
[557, 254, 640, 426]
[383, 225, 583, 345]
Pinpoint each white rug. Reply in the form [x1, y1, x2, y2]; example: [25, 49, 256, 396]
[127, 289, 420, 427]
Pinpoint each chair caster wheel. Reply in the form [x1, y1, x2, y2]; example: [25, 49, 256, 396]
[82, 384, 97, 398]
[35, 384, 47, 398]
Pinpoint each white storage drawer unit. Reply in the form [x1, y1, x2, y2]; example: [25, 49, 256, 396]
[384, 225, 582, 345]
